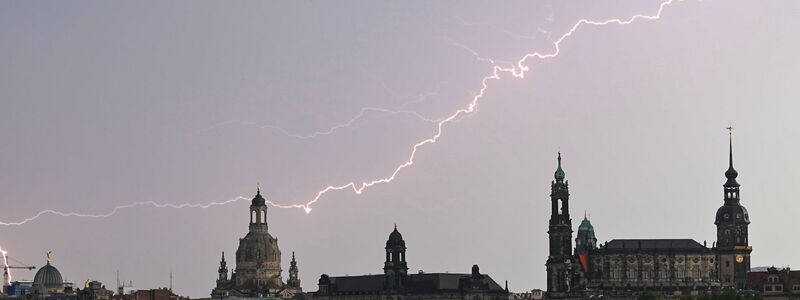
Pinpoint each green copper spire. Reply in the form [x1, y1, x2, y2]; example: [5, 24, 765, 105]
[554, 150, 565, 182]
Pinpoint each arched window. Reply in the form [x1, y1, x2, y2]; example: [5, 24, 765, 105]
[262, 211, 266, 223]
[251, 211, 256, 223]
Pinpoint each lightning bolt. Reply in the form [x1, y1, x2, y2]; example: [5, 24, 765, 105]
[200, 106, 443, 139]
[198, 88, 441, 139]
[1, 246, 9, 283]
[0, 0, 683, 224]
[293, 0, 684, 213]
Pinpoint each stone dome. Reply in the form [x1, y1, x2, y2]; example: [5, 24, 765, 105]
[34, 262, 63, 289]
[236, 231, 281, 264]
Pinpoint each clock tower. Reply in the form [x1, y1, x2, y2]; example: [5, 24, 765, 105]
[714, 130, 752, 289]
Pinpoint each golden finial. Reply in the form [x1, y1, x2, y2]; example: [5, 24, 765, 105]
[84, 279, 90, 289]
[46, 251, 53, 263]
[256, 181, 261, 194]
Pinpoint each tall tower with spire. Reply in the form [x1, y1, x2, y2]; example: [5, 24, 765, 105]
[287, 252, 301, 289]
[714, 129, 751, 289]
[545, 151, 575, 297]
[217, 252, 228, 284]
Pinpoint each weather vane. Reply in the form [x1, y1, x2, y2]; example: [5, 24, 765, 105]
[726, 125, 733, 135]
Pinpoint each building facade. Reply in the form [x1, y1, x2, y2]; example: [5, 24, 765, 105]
[314, 226, 509, 300]
[746, 267, 800, 299]
[544, 134, 752, 298]
[211, 189, 302, 298]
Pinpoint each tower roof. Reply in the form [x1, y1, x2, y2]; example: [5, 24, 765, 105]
[554, 151, 565, 182]
[251, 187, 266, 206]
[577, 216, 594, 232]
[386, 224, 405, 248]
[724, 129, 740, 187]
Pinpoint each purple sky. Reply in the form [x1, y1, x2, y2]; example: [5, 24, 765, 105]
[2, 1, 799, 297]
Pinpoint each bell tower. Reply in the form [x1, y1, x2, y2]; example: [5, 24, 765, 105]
[384, 224, 408, 290]
[250, 186, 268, 233]
[714, 128, 751, 289]
[546, 151, 575, 297]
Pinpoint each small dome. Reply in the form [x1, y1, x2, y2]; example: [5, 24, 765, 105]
[251, 189, 266, 206]
[578, 218, 594, 232]
[554, 152, 565, 182]
[715, 204, 750, 225]
[386, 225, 405, 248]
[34, 262, 63, 289]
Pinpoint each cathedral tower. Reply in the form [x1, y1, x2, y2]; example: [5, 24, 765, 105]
[714, 131, 751, 289]
[217, 252, 228, 283]
[384, 225, 408, 290]
[287, 252, 301, 289]
[546, 151, 575, 296]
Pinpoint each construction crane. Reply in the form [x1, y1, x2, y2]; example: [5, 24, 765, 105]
[4, 255, 35, 271]
[3, 255, 35, 286]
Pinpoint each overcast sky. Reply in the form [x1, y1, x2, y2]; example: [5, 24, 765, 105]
[1, 0, 799, 298]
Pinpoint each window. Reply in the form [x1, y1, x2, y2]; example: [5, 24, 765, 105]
[628, 269, 638, 280]
[792, 285, 800, 291]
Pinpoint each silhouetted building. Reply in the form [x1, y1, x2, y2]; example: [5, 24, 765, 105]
[314, 225, 509, 300]
[75, 281, 113, 300]
[543, 133, 752, 298]
[211, 188, 302, 299]
[746, 267, 800, 299]
[112, 289, 188, 300]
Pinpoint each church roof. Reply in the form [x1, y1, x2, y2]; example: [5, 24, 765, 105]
[577, 217, 593, 232]
[600, 239, 708, 251]
[386, 225, 405, 248]
[251, 188, 266, 206]
[554, 151, 565, 182]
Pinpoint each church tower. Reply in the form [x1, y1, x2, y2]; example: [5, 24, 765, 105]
[287, 252, 301, 289]
[714, 130, 751, 289]
[217, 252, 228, 284]
[383, 225, 408, 290]
[546, 151, 575, 297]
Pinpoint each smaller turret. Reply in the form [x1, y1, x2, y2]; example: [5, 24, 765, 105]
[574, 213, 597, 254]
[217, 252, 228, 283]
